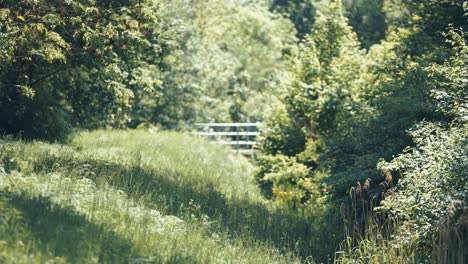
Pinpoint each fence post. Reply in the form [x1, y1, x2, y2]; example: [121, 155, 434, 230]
[236, 125, 240, 154]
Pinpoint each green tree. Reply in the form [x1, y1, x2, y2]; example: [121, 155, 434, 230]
[270, 0, 387, 47]
[257, 0, 368, 201]
[146, 0, 297, 126]
[257, 0, 466, 200]
[0, 0, 166, 140]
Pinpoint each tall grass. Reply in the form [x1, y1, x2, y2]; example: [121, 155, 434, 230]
[335, 212, 418, 263]
[432, 207, 467, 264]
[0, 129, 339, 263]
[334, 187, 467, 264]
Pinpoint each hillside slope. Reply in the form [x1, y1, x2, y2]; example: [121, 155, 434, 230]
[0, 130, 327, 263]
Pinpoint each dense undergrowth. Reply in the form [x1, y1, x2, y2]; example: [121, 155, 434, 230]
[0, 130, 341, 263]
[253, 1, 467, 263]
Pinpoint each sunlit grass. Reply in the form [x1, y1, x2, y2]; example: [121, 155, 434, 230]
[0, 130, 337, 263]
[73, 129, 261, 199]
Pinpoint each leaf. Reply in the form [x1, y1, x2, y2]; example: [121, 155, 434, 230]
[15, 85, 35, 99]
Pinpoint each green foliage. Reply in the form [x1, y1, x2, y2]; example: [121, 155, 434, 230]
[321, 27, 439, 194]
[269, 0, 387, 48]
[1, 0, 466, 262]
[376, 32, 468, 258]
[255, 154, 331, 211]
[286, 0, 365, 135]
[257, 2, 466, 261]
[148, 0, 297, 126]
[342, 0, 387, 48]
[0, 0, 396, 136]
[269, 0, 318, 39]
[258, 0, 467, 200]
[257, 0, 371, 198]
[331, 24, 467, 264]
[0, 0, 166, 141]
[257, 98, 307, 156]
[384, 0, 467, 35]
[379, 122, 467, 246]
[428, 28, 468, 121]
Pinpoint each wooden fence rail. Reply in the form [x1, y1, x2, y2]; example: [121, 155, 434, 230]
[192, 123, 260, 155]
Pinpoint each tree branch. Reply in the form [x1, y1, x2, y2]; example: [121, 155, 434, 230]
[30, 68, 63, 87]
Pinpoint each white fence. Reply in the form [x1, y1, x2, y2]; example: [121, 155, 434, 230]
[193, 123, 260, 155]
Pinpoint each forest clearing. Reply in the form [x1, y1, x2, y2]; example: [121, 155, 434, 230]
[1, 0, 467, 263]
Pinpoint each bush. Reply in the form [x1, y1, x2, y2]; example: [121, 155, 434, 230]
[255, 154, 330, 210]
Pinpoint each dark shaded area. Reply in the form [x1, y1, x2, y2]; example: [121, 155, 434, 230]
[270, 0, 317, 39]
[342, 0, 387, 48]
[270, 0, 387, 48]
[2, 191, 143, 263]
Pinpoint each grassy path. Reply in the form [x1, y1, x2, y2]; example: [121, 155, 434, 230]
[0, 130, 336, 263]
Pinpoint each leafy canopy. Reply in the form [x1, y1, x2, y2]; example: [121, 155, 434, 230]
[0, 0, 166, 140]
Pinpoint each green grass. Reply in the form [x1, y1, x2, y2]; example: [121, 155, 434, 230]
[334, 203, 418, 264]
[0, 129, 338, 263]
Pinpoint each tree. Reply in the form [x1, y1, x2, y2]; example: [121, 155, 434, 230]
[375, 28, 467, 260]
[0, 0, 166, 140]
[257, 0, 467, 201]
[257, 0, 368, 202]
[146, 0, 297, 126]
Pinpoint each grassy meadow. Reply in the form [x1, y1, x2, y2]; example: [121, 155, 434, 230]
[0, 130, 337, 263]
